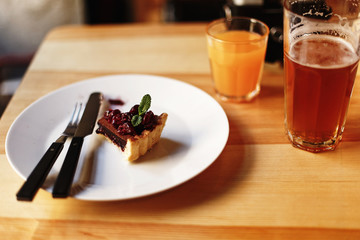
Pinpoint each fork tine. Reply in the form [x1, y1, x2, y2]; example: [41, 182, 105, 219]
[68, 102, 79, 125]
[72, 103, 83, 125]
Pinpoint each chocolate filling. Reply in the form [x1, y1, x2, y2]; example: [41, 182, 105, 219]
[96, 118, 128, 150]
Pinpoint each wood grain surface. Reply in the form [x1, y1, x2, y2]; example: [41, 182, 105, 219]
[1, 23, 360, 239]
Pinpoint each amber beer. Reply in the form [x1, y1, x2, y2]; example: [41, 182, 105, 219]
[284, 36, 359, 151]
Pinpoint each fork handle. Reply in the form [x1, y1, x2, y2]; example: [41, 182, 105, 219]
[16, 142, 64, 201]
[52, 137, 84, 198]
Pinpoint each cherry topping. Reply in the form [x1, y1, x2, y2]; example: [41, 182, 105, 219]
[103, 105, 158, 136]
[118, 122, 136, 135]
[142, 111, 155, 129]
[129, 105, 139, 116]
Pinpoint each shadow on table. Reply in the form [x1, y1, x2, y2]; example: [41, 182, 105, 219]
[60, 115, 258, 215]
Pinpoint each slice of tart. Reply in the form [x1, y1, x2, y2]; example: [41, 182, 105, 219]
[96, 94, 167, 162]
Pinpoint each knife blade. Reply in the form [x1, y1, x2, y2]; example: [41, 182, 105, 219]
[52, 92, 102, 198]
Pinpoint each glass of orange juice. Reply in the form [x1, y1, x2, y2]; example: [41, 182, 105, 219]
[206, 17, 269, 102]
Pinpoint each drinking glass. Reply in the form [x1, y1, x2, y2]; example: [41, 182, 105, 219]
[284, 0, 360, 152]
[206, 17, 269, 102]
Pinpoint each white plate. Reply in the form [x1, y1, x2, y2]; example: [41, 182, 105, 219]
[6, 74, 229, 201]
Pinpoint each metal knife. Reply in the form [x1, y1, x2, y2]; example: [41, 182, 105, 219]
[52, 92, 102, 198]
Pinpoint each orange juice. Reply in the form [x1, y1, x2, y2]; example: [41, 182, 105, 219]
[207, 30, 268, 101]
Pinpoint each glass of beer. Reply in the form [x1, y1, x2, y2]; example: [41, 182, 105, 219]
[284, 0, 360, 152]
[206, 17, 269, 102]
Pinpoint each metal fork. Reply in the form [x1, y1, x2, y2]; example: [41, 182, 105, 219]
[16, 102, 83, 201]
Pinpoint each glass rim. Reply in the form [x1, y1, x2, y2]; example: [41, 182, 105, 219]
[283, 3, 329, 21]
[206, 17, 270, 44]
[283, 1, 360, 22]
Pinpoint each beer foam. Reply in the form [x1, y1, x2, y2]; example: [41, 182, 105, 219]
[289, 35, 359, 69]
[287, 11, 360, 54]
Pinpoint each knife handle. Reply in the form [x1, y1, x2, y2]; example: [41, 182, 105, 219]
[52, 137, 84, 198]
[16, 142, 64, 201]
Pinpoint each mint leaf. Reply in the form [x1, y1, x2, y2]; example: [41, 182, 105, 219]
[130, 94, 152, 127]
[131, 115, 142, 127]
[138, 94, 151, 116]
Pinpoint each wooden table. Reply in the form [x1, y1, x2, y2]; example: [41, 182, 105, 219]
[1, 23, 360, 239]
